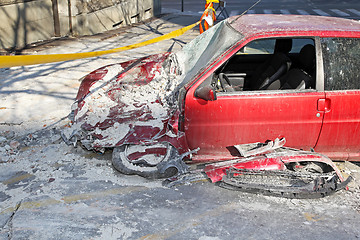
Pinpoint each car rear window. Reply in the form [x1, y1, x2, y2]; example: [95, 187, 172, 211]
[321, 38, 360, 91]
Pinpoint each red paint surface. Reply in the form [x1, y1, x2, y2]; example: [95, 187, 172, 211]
[181, 16, 360, 162]
[315, 91, 360, 160]
[205, 156, 286, 182]
[184, 90, 325, 158]
[72, 14, 360, 163]
[205, 152, 344, 183]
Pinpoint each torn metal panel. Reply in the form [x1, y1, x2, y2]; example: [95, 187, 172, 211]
[205, 155, 287, 183]
[205, 147, 347, 183]
[234, 137, 286, 157]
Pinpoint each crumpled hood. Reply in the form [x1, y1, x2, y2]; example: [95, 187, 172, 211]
[75, 52, 172, 102]
[67, 52, 184, 149]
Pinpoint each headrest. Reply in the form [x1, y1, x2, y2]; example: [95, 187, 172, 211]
[299, 44, 315, 72]
[274, 39, 292, 53]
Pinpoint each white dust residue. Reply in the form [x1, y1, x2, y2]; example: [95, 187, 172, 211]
[73, 53, 184, 148]
[115, 64, 179, 122]
[198, 237, 221, 240]
[93, 122, 130, 146]
[95, 217, 138, 240]
[0, 141, 164, 209]
[75, 64, 124, 126]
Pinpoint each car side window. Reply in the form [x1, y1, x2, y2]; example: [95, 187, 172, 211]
[239, 39, 275, 54]
[214, 38, 316, 93]
[321, 38, 360, 91]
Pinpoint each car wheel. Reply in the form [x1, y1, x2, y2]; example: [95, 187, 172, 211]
[112, 143, 178, 179]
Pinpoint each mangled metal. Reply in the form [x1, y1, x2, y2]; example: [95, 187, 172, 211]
[61, 20, 244, 178]
[62, 53, 180, 149]
[169, 141, 352, 198]
[234, 137, 286, 157]
[62, 14, 359, 197]
[220, 168, 351, 198]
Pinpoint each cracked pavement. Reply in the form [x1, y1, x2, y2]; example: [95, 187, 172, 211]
[1, 13, 360, 239]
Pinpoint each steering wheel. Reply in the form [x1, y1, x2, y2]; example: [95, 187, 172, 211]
[218, 73, 233, 92]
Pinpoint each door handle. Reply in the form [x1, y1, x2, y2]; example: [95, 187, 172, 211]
[317, 98, 331, 113]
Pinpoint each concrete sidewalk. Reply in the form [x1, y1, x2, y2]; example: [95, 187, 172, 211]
[1, 13, 360, 239]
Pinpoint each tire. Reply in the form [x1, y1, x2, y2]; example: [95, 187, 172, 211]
[112, 143, 178, 179]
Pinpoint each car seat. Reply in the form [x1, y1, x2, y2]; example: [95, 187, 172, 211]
[267, 44, 316, 90]
[248, 39, 292, 90]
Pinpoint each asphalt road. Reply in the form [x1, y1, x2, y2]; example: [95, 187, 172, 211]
[162, 0, 360, 19]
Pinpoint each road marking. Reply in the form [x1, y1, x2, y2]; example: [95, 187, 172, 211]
[331, 9, 350, 17]
[313, 9, 330, 16]
[297, 9, 310, 15]
[280, 9, 291, 15]
[247, 9, 256, 14]
[304, 212, 325, 222]
[2, 173, 34, 185]
[264, 9, 273, 14]
[0, 186, 148, 215]
[347, 9, 360, 16]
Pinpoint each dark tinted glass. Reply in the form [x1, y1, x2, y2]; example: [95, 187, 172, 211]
[321, 38, 360, 90]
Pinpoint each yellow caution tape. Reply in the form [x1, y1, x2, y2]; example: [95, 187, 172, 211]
[0, 21, 200, 68]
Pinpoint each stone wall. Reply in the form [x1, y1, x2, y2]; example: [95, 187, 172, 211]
[0, 0, 161, 49]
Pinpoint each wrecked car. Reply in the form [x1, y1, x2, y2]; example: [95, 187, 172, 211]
[63, 14, 359, 196]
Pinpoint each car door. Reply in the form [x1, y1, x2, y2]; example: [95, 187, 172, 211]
[184, 89, 325, 161]
[184, 38, 326, 161]
[314, 37, 360, 160]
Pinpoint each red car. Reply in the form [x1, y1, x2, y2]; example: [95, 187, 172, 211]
[63, 14, 360, 186]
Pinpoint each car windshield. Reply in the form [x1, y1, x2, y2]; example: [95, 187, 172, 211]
[175, 20, 243, 88]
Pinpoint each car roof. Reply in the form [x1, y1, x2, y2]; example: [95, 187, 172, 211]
[228, 14, 360, 38]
